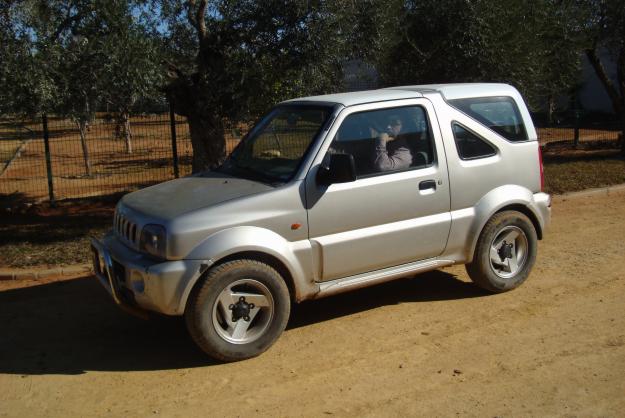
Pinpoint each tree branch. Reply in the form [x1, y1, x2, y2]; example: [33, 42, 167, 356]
[586, 48, 624, 114]
[196, 0, 208, 40]
[617, 47, 625, 105]
[186, 0, 208, 41]
[186, 0, 197, 28]
[163, 59, 185, 79]
[49, 2, 87, 42]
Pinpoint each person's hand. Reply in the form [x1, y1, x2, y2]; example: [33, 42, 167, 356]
[379, 132, 392, 144]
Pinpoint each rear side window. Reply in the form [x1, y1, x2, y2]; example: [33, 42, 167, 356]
[449, 96, 527, 142]
[452, 123, 496, 160]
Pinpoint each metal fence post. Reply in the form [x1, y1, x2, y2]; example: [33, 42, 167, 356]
[169, 101, 180, 178]
[42, 113, 56, 206]
[573, 109, 580, 148]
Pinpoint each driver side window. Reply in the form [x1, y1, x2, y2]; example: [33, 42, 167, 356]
[329, 106, 434, 178]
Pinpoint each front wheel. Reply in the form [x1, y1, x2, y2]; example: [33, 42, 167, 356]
[185, 259, 291, 362]
[466, 211, 538, 293]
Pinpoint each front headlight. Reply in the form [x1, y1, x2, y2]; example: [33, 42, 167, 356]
[139, 224, 167, 258]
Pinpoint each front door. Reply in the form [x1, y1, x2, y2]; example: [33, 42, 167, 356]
[305, 99, 451, 281]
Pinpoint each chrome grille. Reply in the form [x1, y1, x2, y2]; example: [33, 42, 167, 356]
[114, 210, 139, 245]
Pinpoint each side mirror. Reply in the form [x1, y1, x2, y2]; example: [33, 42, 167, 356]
[317, 153, 357, 185]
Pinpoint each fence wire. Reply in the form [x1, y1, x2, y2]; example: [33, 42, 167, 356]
[0, 103, 622, 208]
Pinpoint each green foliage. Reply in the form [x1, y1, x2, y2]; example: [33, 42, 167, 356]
[579, 0, 625, 52]
[379, 0, 583, 110]
[162, 0, 395, 119]
[0, 0, 163, 119]
[98, 2, 164, 114]
[160, 0, 399, 170]
[0, 2, 62, 116]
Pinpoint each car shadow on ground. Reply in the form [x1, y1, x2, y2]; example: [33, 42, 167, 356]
[0, 270, 487, 375]
[288, 269, 486, 330]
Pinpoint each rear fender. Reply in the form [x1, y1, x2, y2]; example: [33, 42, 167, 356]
[444, 185, 544, 263]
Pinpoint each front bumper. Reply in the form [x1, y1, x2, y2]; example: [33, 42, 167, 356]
[90, 232, 206, 316]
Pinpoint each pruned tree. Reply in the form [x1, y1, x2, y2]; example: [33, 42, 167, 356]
[99, 1, 163, 154]
[57, 33, 103, 176]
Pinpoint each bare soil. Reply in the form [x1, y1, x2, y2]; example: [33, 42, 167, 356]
[1, 190, 624, 417]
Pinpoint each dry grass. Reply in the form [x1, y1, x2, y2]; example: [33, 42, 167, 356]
[0, 199, 114, 268]
[543, 152, 625, 194]
[0, 224, 110, 267]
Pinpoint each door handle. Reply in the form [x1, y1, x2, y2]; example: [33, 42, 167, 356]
[419, 180, 437, 191]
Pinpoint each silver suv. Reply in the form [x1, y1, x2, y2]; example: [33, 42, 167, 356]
[91, 83, 551, 361]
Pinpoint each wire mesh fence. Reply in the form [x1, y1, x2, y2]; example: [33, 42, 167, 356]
[0, 100, 622, 208]
[0, 106, 243, 207]
[535, 120, 622, 148]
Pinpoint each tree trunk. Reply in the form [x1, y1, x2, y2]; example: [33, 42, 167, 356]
[76, 119, 92, 176]
[122, 111, 132, 154]
[620, 110, 625, 156]
[617, 48, 625, 156]
[586, 48, 625, 155]
[167, 78, 228, 173]
[187, 111, 226, 172]
[114, 112, 133, 153]
[547, 95, 555, 125]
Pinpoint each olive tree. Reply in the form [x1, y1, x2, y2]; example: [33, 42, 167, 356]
[160, 0, 387, 172]
[0, 1, 63, 117]
[98, 1, 164, 154]
[1, 0, 164, 173]
[379, 0, 582, 111]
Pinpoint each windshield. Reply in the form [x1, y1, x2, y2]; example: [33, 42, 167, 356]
[219, 105, 334, 183]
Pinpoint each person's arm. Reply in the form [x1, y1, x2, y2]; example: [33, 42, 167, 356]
[373, 135, 412, 171]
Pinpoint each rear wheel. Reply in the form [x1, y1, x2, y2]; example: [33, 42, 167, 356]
[466, 211, 538, 293]
[185, 259, 290, 362]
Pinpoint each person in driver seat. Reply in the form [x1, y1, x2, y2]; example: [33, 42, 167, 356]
[373, 115, 412, 171]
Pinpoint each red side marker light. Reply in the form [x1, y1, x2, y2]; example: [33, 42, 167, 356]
[291, 223, 302, 230]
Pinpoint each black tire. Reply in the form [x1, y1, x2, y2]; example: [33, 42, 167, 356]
[466, 211, 538, 293]
[185, 259, 291, 362]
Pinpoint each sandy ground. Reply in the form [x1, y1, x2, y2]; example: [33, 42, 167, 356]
[1, 190, 625, 417]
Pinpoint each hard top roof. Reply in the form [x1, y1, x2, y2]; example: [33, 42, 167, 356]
[283, 83, 519, 107]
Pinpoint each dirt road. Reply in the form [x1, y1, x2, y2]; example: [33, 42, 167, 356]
[1, 190, 624, 417]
